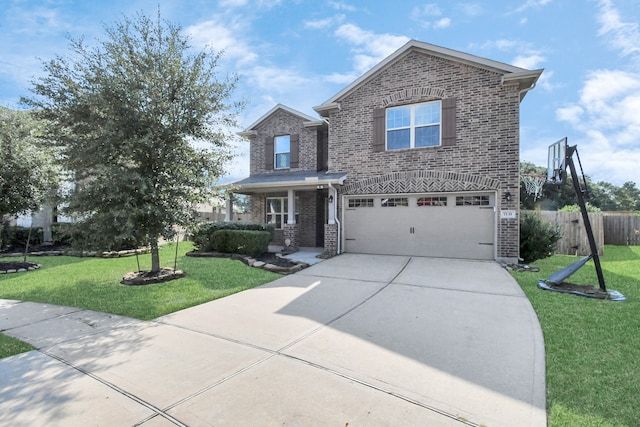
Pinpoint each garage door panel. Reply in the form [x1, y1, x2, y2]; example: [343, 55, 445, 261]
[344, 194, 495, 260]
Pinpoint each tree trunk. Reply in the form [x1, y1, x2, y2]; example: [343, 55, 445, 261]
[150, 238, 160, 273]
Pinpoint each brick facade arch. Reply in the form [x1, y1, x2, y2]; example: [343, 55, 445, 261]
[341, 170, 501, 195]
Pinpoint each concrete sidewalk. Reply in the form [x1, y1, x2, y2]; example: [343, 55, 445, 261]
[0, 254, 546, 426]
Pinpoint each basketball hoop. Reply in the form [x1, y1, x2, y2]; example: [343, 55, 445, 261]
[521, 174, 546, 201]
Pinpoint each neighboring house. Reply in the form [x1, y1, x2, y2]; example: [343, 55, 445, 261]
[233, 40, 542, 262]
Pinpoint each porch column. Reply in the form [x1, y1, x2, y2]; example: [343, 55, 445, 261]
[224, 193, 233, 222]
[287, 189, 296, 224]
[283, 188, 299, 251]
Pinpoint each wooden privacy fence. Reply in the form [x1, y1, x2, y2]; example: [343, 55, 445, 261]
[603, 213, 640, 245]
[523, 210, 604, 256]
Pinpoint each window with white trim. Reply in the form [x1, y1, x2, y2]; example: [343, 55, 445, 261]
[386, 100, 441, 150]
[456, 195, 490, 206]
[348, 198, 374, 208]
[381, 197, 409, 207]
[274, 135, 290, 169]
[417, 196, 447, 206]
[266, 197, 299, 229]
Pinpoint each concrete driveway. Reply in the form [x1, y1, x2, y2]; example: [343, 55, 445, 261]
[0, 254, 546, 426]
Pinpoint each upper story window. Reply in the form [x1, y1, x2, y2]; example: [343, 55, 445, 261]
[274, 135, 290, 169]
[386, 100, 441, 150]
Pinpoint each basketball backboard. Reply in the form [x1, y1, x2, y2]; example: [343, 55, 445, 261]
[547, 137, 567, 185]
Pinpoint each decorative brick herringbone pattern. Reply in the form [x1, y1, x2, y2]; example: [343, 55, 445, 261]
[342, 170, 500, 195]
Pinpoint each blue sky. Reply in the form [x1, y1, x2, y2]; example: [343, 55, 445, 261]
[1, 0, 639, 187]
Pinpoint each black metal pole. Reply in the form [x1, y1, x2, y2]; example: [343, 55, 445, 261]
[566, 145, 607, 292]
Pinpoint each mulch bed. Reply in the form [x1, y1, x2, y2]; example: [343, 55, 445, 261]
[255, 252, 299, 268]
[121, 268, 186, 286]
[544, 281, 610, 298]
[186, 250, 307, 274]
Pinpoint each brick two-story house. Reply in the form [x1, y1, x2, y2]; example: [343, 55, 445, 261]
[233, 40, 542, 263]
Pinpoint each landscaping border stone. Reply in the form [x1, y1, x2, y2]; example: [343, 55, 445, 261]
[0, 247, 151, 258]
[186, 251, 308, 274]
[121, 268, 186, 285]
[0, 262, 41, 275]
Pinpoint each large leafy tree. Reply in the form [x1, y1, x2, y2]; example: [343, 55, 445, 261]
[24, 11, 240, 272]
[0, 107, 58, 219]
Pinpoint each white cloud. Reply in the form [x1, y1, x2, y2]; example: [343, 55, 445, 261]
[556, 69, 640, 184]
[329, 1, 356, 12]
[218, 0, 248, 7]
[512, 53, 545, 69]
[537, 70, 561, 91]
[304, 14, 345, 30]
[413, 4, 442, 17]
[434, 17, 451, 29]
[457, 3, 483, 17]
[218, 0, 282, 9]
[245, 65, 311, 93]
[411, 4, 452, 29]
[567, 131, 640, 185]
[597, 0, 640, 60]
[555, 104, 583, 127]
[511, 0, 552, 14]
[334, 24, 409, 75]
[476, 39, 547, 71]
[186, 16, 258, 67]
[477, 39, 519, 51]
[529, 1, 640, 186]
[324, 71, 358, 84]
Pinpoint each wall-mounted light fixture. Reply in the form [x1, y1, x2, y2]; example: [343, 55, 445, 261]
[329, 195, 334, 203]
[503, 191, 512, 202]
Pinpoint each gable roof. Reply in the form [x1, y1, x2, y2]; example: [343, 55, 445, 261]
[314, 39, 543, 116]
[238, 104, 325, 137]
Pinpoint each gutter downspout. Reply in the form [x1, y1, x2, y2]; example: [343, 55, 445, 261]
[328, 182, 341, 254]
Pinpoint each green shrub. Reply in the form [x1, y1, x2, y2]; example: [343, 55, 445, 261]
[50, 222, 74, 246]
[1, 226, 43, 249]
[191, 221, 274, 252]
[520, 212, 562, 263]
[560, 203, 601, 212]
[212, 229, 271, 257]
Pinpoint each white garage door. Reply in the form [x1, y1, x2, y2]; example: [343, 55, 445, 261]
[344, 193, 495, 260]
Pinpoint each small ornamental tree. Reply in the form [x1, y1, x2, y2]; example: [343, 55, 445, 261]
[520, 212, 562, 264]
[23, 11, 241, 273]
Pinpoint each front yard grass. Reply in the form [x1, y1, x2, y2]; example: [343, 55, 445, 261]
[0, 242, 279, 321]
[511, 245, 640, 427]
[0, 333, 35, 358]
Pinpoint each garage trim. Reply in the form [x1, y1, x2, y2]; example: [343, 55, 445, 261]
[340, 190, 499, 259]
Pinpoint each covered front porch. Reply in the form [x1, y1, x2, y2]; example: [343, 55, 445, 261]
[227, 170, 346, 255]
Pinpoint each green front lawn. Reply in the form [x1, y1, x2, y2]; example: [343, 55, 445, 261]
[0, 242, 279, 321]
[0, 333, 35, 358]
[511, 245, 640, 427]
[1, 242, 280, 359]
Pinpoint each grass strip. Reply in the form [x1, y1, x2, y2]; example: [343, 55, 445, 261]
[0, 333, 35, 358]
[0, 242, 279, 320]
[510, 245, 640, 427]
